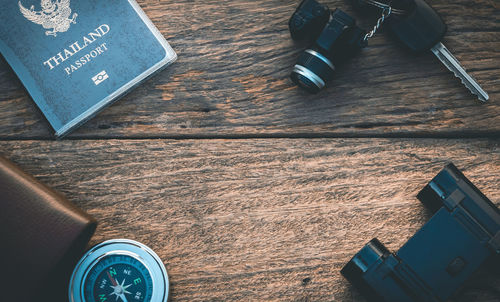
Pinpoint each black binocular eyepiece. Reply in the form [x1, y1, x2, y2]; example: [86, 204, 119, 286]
[289, 0, 367, 93]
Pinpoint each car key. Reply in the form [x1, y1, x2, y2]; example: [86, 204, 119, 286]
[391, 0, 489, 102]
[354, 0, 489, 102]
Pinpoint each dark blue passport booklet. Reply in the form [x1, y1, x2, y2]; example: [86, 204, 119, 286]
[0, 0, 176, 137]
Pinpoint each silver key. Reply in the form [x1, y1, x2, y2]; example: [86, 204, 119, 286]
[356, 0, 489, 102]
[431, 42, 489, 102]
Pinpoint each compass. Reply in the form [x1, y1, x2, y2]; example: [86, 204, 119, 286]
[69, 239, 169, 302]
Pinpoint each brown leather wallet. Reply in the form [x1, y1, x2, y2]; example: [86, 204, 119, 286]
[0, 156, 97, 301]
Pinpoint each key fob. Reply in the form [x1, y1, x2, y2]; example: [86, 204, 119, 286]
[388, 0, 447, 52]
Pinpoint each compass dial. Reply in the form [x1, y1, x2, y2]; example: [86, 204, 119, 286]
[84, 253, 153, 301]
[70, 239, 169, 302]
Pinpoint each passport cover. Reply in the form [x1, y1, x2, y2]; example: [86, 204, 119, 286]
[0, 0, 177, 137]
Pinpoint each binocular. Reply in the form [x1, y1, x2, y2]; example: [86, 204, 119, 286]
[289, 0, 367, 93]
[342, 163, 500, 302]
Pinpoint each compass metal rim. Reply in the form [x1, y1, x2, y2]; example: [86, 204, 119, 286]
[69, 239, 169, 302]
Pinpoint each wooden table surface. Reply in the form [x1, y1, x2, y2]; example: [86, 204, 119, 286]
[0, 0, 499, 301]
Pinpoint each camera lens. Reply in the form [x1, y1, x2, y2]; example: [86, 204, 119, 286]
[289, 8, 368, 94]
[291, 49, 335, 94]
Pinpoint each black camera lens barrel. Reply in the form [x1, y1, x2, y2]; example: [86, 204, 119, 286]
[291, 49, 336, 93]
[289, 6, 367, 93]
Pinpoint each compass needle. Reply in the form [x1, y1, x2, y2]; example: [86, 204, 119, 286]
[119, 293, 128, 302]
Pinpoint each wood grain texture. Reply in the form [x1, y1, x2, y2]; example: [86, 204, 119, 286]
[0, 0, 499, 138]
[1, 138, 499, 301]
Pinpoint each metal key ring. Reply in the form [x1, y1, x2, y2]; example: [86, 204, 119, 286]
[362, 0, 407, 15]
[363, 5, 392, 41]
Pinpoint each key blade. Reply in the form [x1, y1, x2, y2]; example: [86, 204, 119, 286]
[431, 42, 489, 102]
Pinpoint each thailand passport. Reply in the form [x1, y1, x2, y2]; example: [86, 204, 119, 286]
[0, 0, 176, 137]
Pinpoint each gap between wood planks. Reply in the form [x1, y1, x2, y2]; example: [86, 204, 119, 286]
[0, 131, 499, 141]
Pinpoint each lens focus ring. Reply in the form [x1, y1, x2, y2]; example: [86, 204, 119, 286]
[291, 49, 335, 93]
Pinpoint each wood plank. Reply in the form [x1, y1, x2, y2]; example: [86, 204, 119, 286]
[0, 0, 499, 138]
[1, 138, 498, 301]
